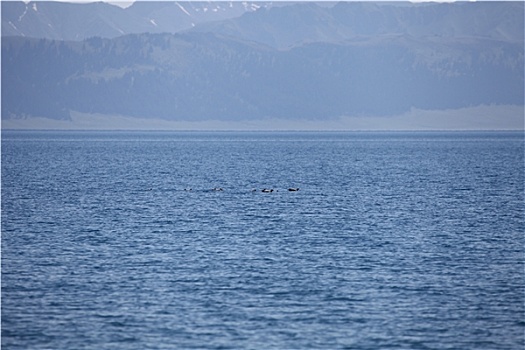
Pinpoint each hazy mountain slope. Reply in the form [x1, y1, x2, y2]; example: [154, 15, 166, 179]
[3, 32, 523, 122]
[2, 2, 523, 127]
[191, 2, 524, 48]
[121, 1, 273, 35]
[1, 1, 273, 40]
[5, 1, 522, 45]
[2, 1, 142, 40]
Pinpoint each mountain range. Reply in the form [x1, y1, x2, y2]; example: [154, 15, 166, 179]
[3, 2, 522, 45]
[2, 1, 524, 129]
[2, 1, 277, 40]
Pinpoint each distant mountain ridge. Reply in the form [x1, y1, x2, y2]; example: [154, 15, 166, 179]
[191, 1, 524, 48]
[1, 1, 275, 40]
[4, 1, 522, 45]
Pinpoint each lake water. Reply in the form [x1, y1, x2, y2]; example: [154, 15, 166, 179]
[2, 131, 524, 349]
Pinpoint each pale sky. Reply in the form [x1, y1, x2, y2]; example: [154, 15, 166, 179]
[19, 0, 507, 9]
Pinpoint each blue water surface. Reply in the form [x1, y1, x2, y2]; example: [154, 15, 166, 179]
[2, 131, 524, 349]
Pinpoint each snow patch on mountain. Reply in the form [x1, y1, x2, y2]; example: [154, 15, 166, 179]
[175, 2, 191, 17]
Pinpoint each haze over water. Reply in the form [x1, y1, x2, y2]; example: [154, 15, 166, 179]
[2, 131, 524, 349]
